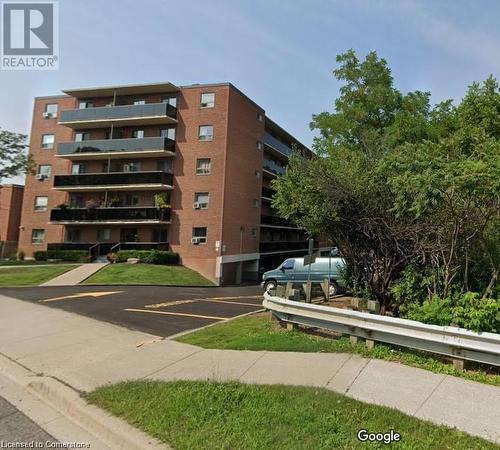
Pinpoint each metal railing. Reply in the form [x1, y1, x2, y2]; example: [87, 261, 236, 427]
[50, 207, 171, 222]
[60, 102, 177, 123]
[263, 292, 500, 367]
[54, 171, 173, 187]
[57, 137, 175, 156]
[261, 186, 275, 199]
[261, 215, 299, 228]
[264, 132, 293, 157]
[263, 159, 286, 176]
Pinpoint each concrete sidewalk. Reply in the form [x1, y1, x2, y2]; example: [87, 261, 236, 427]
[40, 263, 108, 286]
[0, 293, 499, 444]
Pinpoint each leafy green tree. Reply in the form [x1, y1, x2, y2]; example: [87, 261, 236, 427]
[0, 128, 31, 181]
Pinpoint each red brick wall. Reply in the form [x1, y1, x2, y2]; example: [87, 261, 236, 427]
[0, 184, 24, 252]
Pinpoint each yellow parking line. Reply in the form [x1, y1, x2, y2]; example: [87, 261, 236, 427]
[124, 308, 228, 321]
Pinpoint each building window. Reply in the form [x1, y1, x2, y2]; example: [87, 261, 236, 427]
[256, 141, 263, 150]
[255, 170, 261, 179]
[31, 229, 45, 244]
[37, 165, 52, 178]
[97, 229, 111, 241]
[78, 101, 94, 109]
[200, 93, 215, 108]
[75, 132, 90, 142]
[152, 228, 167, 242]
[66, 229, 81, 242]
[195, 158, 211, 175]
[161, 95, 177, 107]
[123, 162, 141, 172]
[41, 134, 54, 149]
[34, 196, 48, 211]
[133, 99, 145, 105]
[124, 194, 139, 206]
[253, 199, 260, 208]
[192, 227, 207, 244]
[257, 113, 264, 122]
[71, 163, 86, 174]
[160, 127, 176, 140]
[157, 159, 173, 173]
[194, 192, 209, 209]
[199, 125, 213, 141]
[132, 129, 144, 139]
[44, 104, 58, 118]
[251, 228, 258, 238]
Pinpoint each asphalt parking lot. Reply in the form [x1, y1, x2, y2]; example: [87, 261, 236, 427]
[0, 285, 264, 337]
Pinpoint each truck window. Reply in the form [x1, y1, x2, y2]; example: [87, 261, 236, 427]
[282, 260, 295, 270]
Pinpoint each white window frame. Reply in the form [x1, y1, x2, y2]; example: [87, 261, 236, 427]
[34, 196, 48, 212]
[198, 125, 213, 141]
[195, 158, 211, 175]
[200, 93, 215, 108]
[194, 192, 210, 209]
[31, 229, 45, 244]
[38, 165, 52, 177]
[41, 134, 55, 149]
[192, 227, 207, 244]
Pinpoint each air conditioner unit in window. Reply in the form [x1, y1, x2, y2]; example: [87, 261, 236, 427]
[35, 174, 47, 181]
[191, 237, 204, 245]
[42, 112, 57, 118]
[193, 202, 201, 209]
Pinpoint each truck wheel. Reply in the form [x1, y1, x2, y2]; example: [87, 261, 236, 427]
[264, 280, 277, 292]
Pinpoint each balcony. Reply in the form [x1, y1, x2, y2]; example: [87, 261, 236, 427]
[264, 132, 293, 158]
[57, 137, 175, 160]
[259, 241, 310, 254]
[260, 215, 300, 229]
[59, 102, 177, 129]
[53, 171, 174, 191]
[50, 207, 171, 224]
[261, 186, 275, 200]
[263, 159, 286, 177]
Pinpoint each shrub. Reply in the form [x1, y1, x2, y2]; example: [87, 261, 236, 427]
[405, 295, 453, 326]
[34, 249, 88, 262]
[115, 250, 179, 265]
[17, 250, 25, 261]
[451, 292, 499, 333]
[33, 251, 48, 261]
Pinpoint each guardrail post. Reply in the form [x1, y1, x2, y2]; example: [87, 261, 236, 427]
[320, 278, 329, 302]
[285, 282, 294, 299]
[286, 322, 298, 331]
[302, 282, 312, 303]
[349, 335, 358, 345]
[366, 339, 375, 350]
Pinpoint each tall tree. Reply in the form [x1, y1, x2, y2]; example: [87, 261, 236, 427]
[0, 128, 31, 182]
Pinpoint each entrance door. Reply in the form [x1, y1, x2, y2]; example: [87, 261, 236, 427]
[120, 228, 138, 242]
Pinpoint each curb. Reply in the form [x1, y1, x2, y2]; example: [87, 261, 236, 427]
[0, 354, 169, 450]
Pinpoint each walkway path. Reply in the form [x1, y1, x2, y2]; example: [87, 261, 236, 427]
[40, 263, 108, 286]
[0, 293, 499, 444]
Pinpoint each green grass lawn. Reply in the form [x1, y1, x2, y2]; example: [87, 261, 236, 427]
[83, 263, 213, 286]
[177, 313, 500, 387]
[0, 264, 77, 286]
[0, 260, 76, 266]
[86, 380, 497, 450]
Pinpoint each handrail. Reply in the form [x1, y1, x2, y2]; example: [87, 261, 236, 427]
[110, 243, 121, 253]
[88, 243, 100, 259]
[263, 291, 500, 367]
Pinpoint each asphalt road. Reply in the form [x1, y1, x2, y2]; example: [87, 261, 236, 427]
[0, 285, 264, 337]
[0, 396, 56, 447]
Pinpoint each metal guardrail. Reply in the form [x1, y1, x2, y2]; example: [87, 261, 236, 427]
[263, 292, 500, 367]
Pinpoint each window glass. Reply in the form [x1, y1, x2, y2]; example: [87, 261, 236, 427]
[199, 125, 213, 141]
[152, 228, 167, 242]
[97, 229, 111, 241]
[160, 128, 176, 140]
[78, 101, 94, 109]
[157, 159, 173, 173]
[200, 93, 215, 108]
[34, 196, 48, 211]
[31, 229, 45, 244]
[45, 104, 58, 115]
[123, 162, 141, 172]
[38, 165, 51, 177]
[124, 194, 139, 206]
[133, 99, 145, 105]
[71, 164, 86, 174]
[132, 130, 144, 138]
[75, 132, 90, 142]
[195, 158, 211, 175]
[66, 229, 81, 242]
[282, 259, 295, 270]
[161, 96, 177, 107]
[194, 192, 209, 209]
[41, 134, 55, 148]
[192, 227, 207, 244]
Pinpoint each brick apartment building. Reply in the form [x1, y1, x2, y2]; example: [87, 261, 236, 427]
[18, 81, 320, 284]
[0, 184, 24, 258]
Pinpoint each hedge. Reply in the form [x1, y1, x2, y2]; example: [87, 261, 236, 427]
[113, 250, 179, 265]
[34, 250, 89, 262]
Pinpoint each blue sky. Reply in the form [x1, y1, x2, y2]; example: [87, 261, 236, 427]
[1, 0, 500, 182]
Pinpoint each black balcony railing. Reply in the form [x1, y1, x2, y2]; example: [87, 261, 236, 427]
[261, 186, 275, 199]
[259, 241, 310, 253]
[263, 159, 286, 176]
[260, 215, 298, 228]
[60, 102, 177, 123]
[54, 171, 173, 188]
[264, 132, 293, 157]
[50, 207, 171, 223]
[57, 137, 175, 157]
